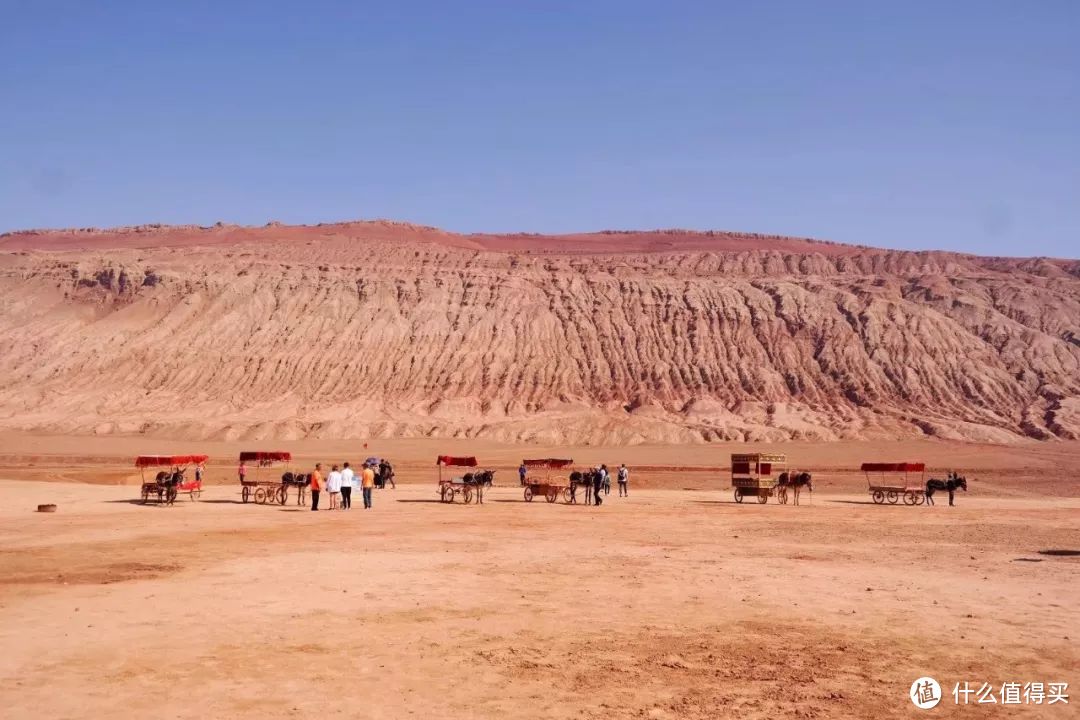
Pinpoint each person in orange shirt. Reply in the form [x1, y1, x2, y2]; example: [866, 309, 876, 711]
[310, 463, 324, 511]
[361, 463, 376, 509]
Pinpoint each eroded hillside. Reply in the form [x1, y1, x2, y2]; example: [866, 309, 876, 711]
[1, 221, 1077, 443]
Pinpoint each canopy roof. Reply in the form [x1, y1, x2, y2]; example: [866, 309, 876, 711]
[239, 451, 292, 462]
[860, 462, 925, 472]
[522, 458, 573, 468]
[731, 453, 787, 463]
[436, 455, 477, 467]
[135, 454, 208, 468]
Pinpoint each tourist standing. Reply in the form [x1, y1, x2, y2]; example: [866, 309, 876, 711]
[310, 463, 323, 511]
[195, 462, 205, 486]
[518, 462, 527, 486]
[237, 460, 247, 485]
[361, 463, 376, 509]
[340, 462, 354, 510]
[327, 465, 343, 510]
[617, 464, 629, 497]
[592, 467, 604, 506]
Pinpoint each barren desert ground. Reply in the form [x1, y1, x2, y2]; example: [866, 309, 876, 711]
[0, 434, 1076, 719]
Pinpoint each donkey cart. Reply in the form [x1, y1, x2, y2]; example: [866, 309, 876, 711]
[524, 481, 568, 503]
[862, 462, 926, 505]
[136, 454, 208, 505]
[522, 458, 574, 503]
[239, 451, 295, 505]
[730, 453, 785, 504]
[436, 455, 482, 504]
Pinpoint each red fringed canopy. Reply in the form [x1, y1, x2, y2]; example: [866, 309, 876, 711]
[135, 454, 209, 468]
[436, 456, 478, 467]
[860, 462, 925, 472]
[239, 451, 292, 462]
[522, 458, 573, 468]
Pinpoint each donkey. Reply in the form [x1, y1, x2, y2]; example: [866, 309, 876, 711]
[777, 471, 813, 505]
[569, 470, 595, 505]
[281, 472, 310, 505]
[460, 470, 494, 503]
[926, 475, 967, 506]
[153, 467, 184, 504]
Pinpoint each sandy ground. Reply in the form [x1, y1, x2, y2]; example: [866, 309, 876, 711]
[0, 435, 1077, 719]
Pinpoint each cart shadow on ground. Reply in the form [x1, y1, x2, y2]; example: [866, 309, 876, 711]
[488, 499, 595, 507]
[689, 499, 782, 506]
[1011, 550, 1080, 563]
[828, 499, 917, 506]
[102, 499, 186, 506]
[395, 498, 446, 504]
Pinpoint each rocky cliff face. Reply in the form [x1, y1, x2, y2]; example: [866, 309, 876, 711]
[1, 221, 1077, 443]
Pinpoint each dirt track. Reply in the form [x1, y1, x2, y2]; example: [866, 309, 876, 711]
[1, 441, 1076, 719]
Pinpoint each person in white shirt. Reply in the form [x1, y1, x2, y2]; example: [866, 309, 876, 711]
[340, 462, 355, 510]
[326, 464, 343, 510]
[617, 464, 629, 496]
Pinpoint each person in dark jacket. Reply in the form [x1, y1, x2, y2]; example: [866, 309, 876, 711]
[592, 467, 604, 507]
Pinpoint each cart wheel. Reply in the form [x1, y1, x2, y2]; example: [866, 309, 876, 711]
[886, 490, 899, 504]
[903, 491, 916, 505]
[546, 488, 558, 503]
[242, 486, 251, 503]
[757, 493, 768, 504]
[524, 486, 534, 502]
[463, 486, 474, 504]
[915, 493, 925, 505]
[563, 487, 572, 503]
[872, 490, 884, 504]
[278, 486, 288, 505]
[254, 487, 267, 504]
[734, 489, 743, 503]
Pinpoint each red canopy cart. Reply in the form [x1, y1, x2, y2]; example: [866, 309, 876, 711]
[861, 462, 926, 505]
[238, 451, 295, 505]
[522, 458, 574, 503]
[436, 455, 480, 504]
[135, 454, 208, 505]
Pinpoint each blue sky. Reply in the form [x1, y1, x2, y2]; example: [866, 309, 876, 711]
[1, 0, 1077, 256]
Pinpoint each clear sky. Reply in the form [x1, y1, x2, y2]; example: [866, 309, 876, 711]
[1, 1, 1077, 256]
